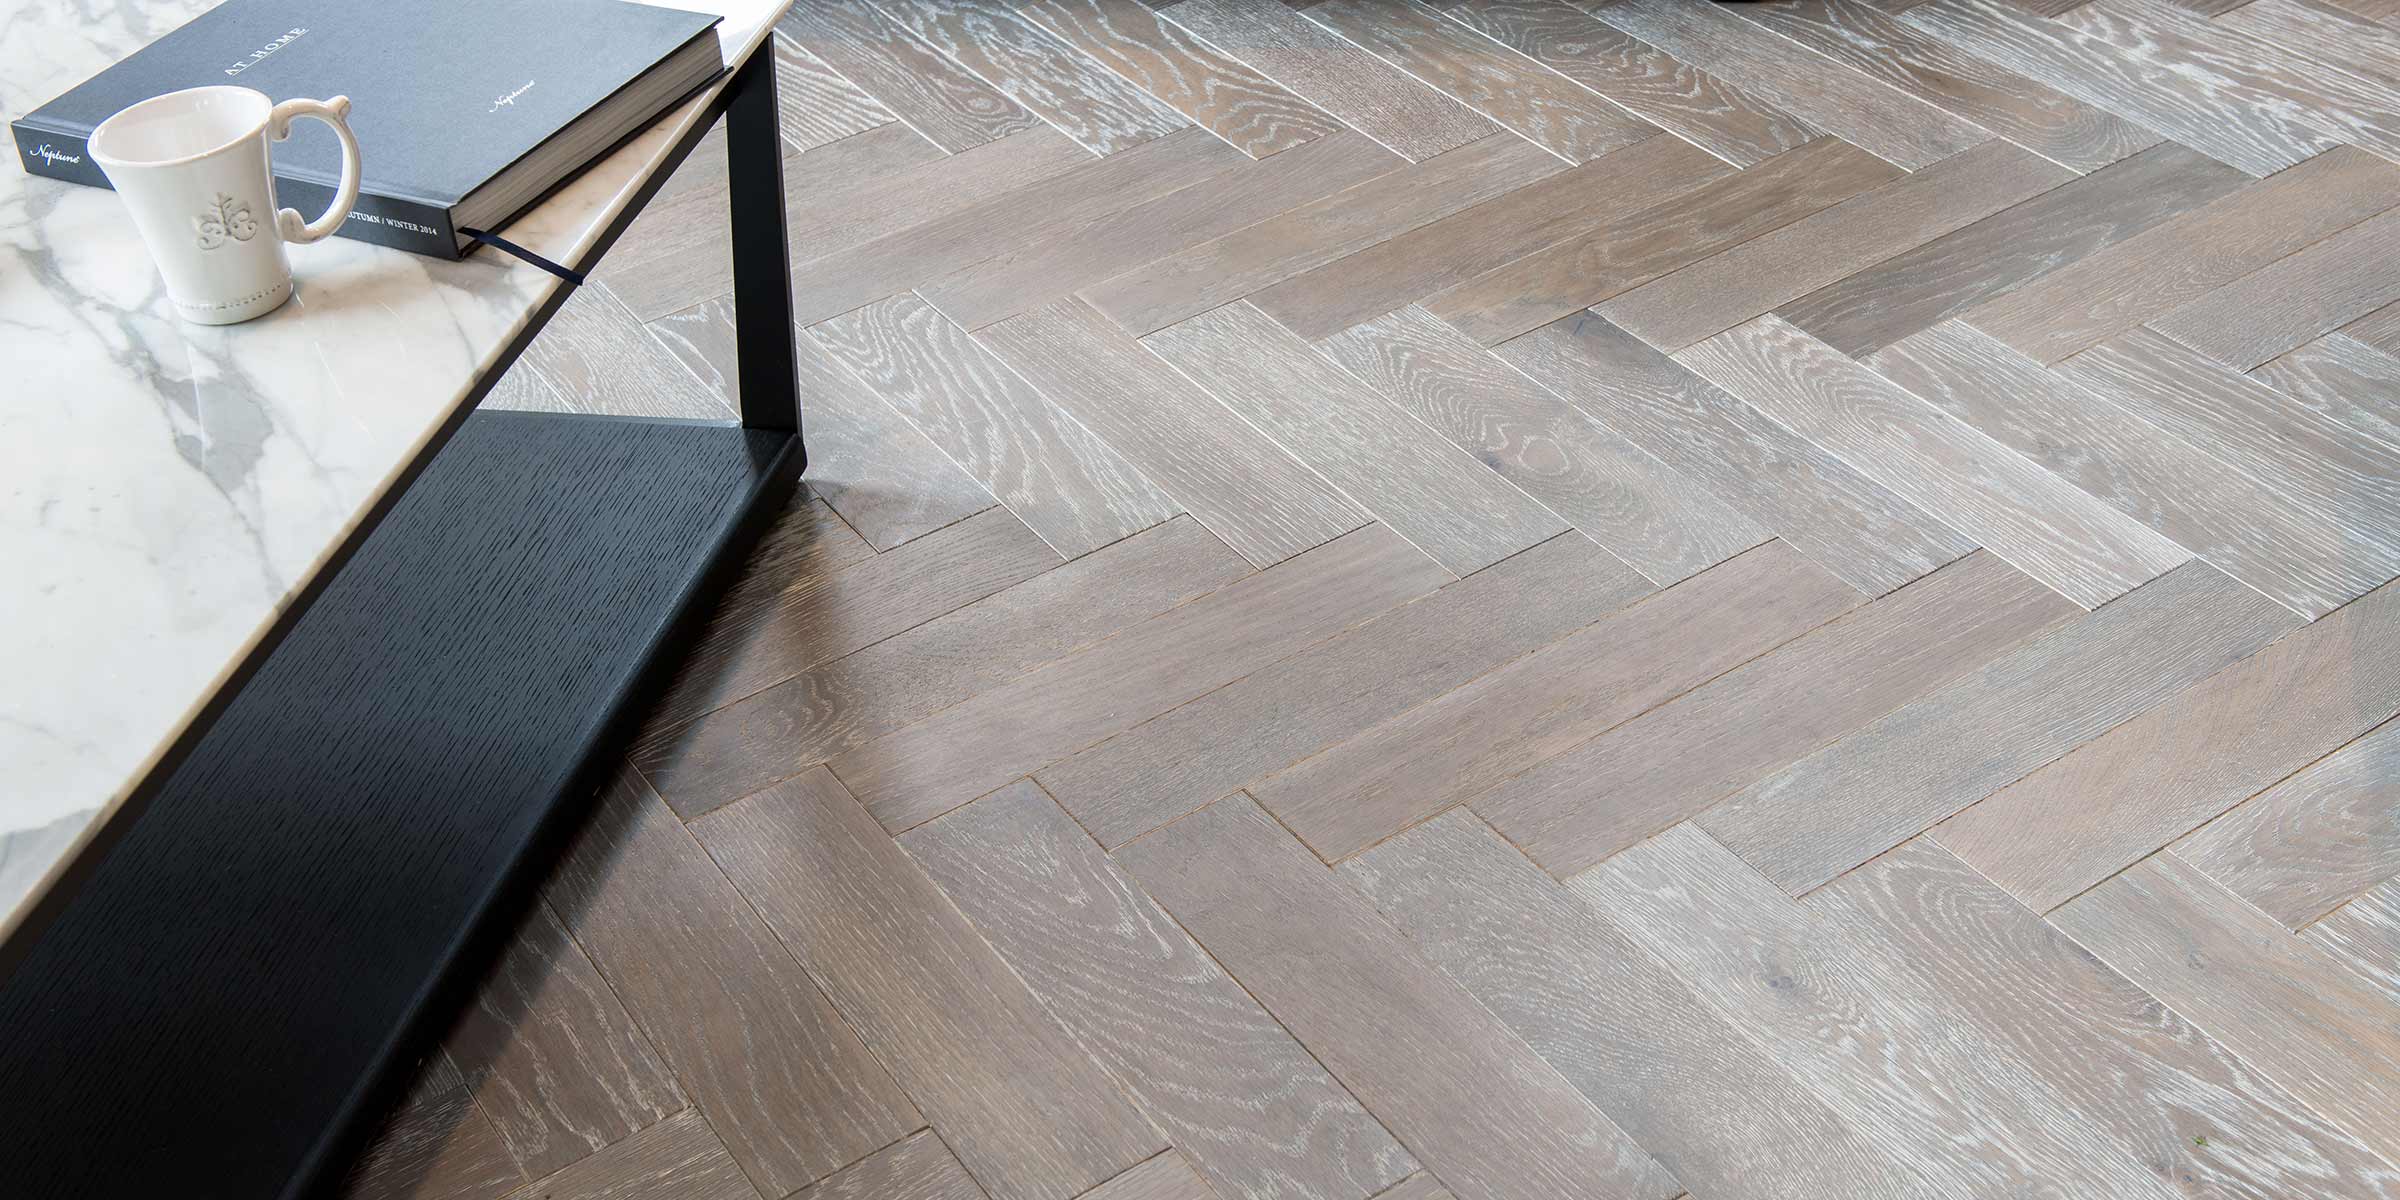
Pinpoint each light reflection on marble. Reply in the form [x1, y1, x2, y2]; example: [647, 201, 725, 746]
[0, 0, 788, 933]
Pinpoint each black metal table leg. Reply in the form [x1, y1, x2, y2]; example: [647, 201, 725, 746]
[723, 41, 801, 441]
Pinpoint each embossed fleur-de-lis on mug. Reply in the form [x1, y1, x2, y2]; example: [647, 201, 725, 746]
[193, 192, 258, 250]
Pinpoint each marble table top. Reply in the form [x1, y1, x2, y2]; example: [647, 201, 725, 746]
[0, 0, 789, 937]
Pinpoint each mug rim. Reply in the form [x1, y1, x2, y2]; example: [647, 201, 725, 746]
[89, 85, 272, 170]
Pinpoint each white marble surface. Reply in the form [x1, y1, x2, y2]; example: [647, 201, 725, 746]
[0, 0, 789, 936]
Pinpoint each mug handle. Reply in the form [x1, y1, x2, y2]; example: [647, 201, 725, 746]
[266, 96, 361, 244]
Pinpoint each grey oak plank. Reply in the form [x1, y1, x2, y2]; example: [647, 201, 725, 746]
[811, 294, 1181, 559]
[2312, 881, 2400, 1001]
[635, 517, 1247, 819]
[1255, 541, 1862, 862]
[903, 783, 1419, 1200]
[1577, 824, 2188, 1200]
[1302, 0, 1654, 163]
[342, 1053, 525, 1200]
[1367, 1177, 1453, 1200]
[1778, 141, 2248, 357]
[1079, 1155, 1216, 1200]
[866, 0, 1190, 155]
[1145, 301, 1566, 574]
[1252, 133, 1731, 340]
[2053, 853, 2400, 1165]
[1695, 560, 2301, 896]
[1935, 576, 2400, 912]
[2253, 333, 2400, 453]
[497, 1110, 760, 1200]
[787, 1131, 986, 1200]
[1677, 316, 2190, 608]
[1590, 0, 1988, 168]
[1019, 0, 1342, 158]
[1871, 322, 2400, 620]
[973, 298, 1369, 567]
[791, 126, 1091, 271]
[545, 770, 921, 1198]
[1426, 136, 1904, 345]
[779, 0, 1041, 152]
[1815, 838, 2400, 1200]
[1036, 531, 1651, 848]
[1347, 811, 1949, 1200]
[773, 30, 895, 154]
[1156, 0, 1496, 161]
[1080, 131, 1567, 336]
[1115, 796, 1682, 1200]
[1496, 313, 1973, 597]
[440, 902, 684, 1179]
[2177, 718, 2400, 928]
[1476, 550, 2074, 876]
[2325, 0, 2400, 29]
[515, 284, 733, 420]
[827, 524, 1447, 831]
[1603, 139, 2075, 352]
[1319, 305, 1768, 584]
[693, 769, 1165, 1200]
[921, 130, 1402, 331]
[2150, 206, 2400, 370]
[652, 295, 1001, 550]
[2349, 297, 2400, 355]
[1732, 0, 2159, 172]
[2218, 0, 2400, 92]
[1443, 0, 1816, 168]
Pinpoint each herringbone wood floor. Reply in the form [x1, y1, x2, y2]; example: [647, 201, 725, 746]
[355, 2, 2400, 1198]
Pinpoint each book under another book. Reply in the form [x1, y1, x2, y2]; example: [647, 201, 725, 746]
[12, 0, 725, 258]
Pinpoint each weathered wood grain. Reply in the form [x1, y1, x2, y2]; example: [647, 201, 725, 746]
[515, 284, 733, 421]
[2350, 298, 2400, 355]
[2218, 0, 2400, 93]
[497, 1110, 760, 1200]
[972, 298, 1368, 567]
[779, 0, 1041, 152]
[773, 30, 894, 154]
[903, 782, 1419, 1200]
[787, 1130, 986, 1200]
[1145, 301, 1566, 574]
[2177, 718, 2400, 928]
[1496, 314, 1973, 596]
[2151, 207, 2400, 370]
[2054, 853, 2400, 1165]
[693, 769, 1165, 1200]
[2312, 881, 2400, 1001]
[828, 524, 1446, 831]
[1348, 811, 1949, 1200]
[1476, 551, 2073, 876]
[2252, 333, 2400, 453]
[1256, 541, 1860, 862]
[342, 1053, 524, 1200]
[1602, 139, 2075, 351]
[866, 0, 1190, 155]
[1695, 560, 2300, 896]
[1115, 796, 1682, 1200]
[1081, 1154, 1220, 1200]
[791, 126, 1090, 269]
[545, 770, 921, 1198]
[1037, 531, 1650, 848]
[1019, 0, 1342, 157]
[811, 294, 1179, 558]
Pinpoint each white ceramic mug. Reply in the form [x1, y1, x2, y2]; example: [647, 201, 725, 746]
[89, 86, 361, 325]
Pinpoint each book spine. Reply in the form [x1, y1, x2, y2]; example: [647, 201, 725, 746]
[13, 122, 107, 188]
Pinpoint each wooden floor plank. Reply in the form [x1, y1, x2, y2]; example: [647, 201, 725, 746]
[903, 783, 1420, 1200]
[636, 517, 1247, 820]
[1677, 316, 2190, 608]
[546, 771, 921, 1199]
[1476, 551, 2074, 876]
[1255, 541, 1861, 862]
[1869, 321, 2400, 620]
[1145, 300, 1568, 574]
[515, 285, 734, 421]
[1156, 0, 1497, 161]
[810, 295, 1181, 558]
[1443, 0, 1817, 168]
[2349, 297, 2400, 355]
[1115, 796, 1683, 1200]
[342, 1053, 525, 1200]
[1778, 141, 2247, 357]
[2150, 207, 2400, 370]
[827, 524, 1447, 832]
[866, 0, 1190, 155]
[2176, 718, 2400, 928]
[1934, 576, 2400, 911]
[2252, 333, 2400, 453]
[497, 1110, 760, 1200]
[793, 127, 1093, 272]
[1319, 305, 1768, 583]
[1302, 0, 1654, 163]
[1426, 136, 1904, 345]
[1576, 824, 2188, 1200]
[1695, 560, 2300, 896]
[1591, 0, 1989, 169]
[1080, 132, 1567, 336]
[1080, 1154, 1219, 1200]
[1019, 0, 1343, 158]
[2218, 0, 2400, 93]
[788, 1131, 985, 1200]
[2053, 853, 2400, 1166]
[780, 0, 1042, 152]
[1602, 139, 2075, 352]
[693, 769, 1165, 1200]
[1816, 839, 2400, 1200]
[1368, 1176, 1454, 1200]
[1037, 531, 1651, 849]
[2312, 880, 2400, 1001]
[1348, 811, 1950, 1200]
[772, 31, 896, 155]
[1496, 314, 1974, 597]
[973, 298, 1368, 567]
[1960, 146, 2400, 363]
